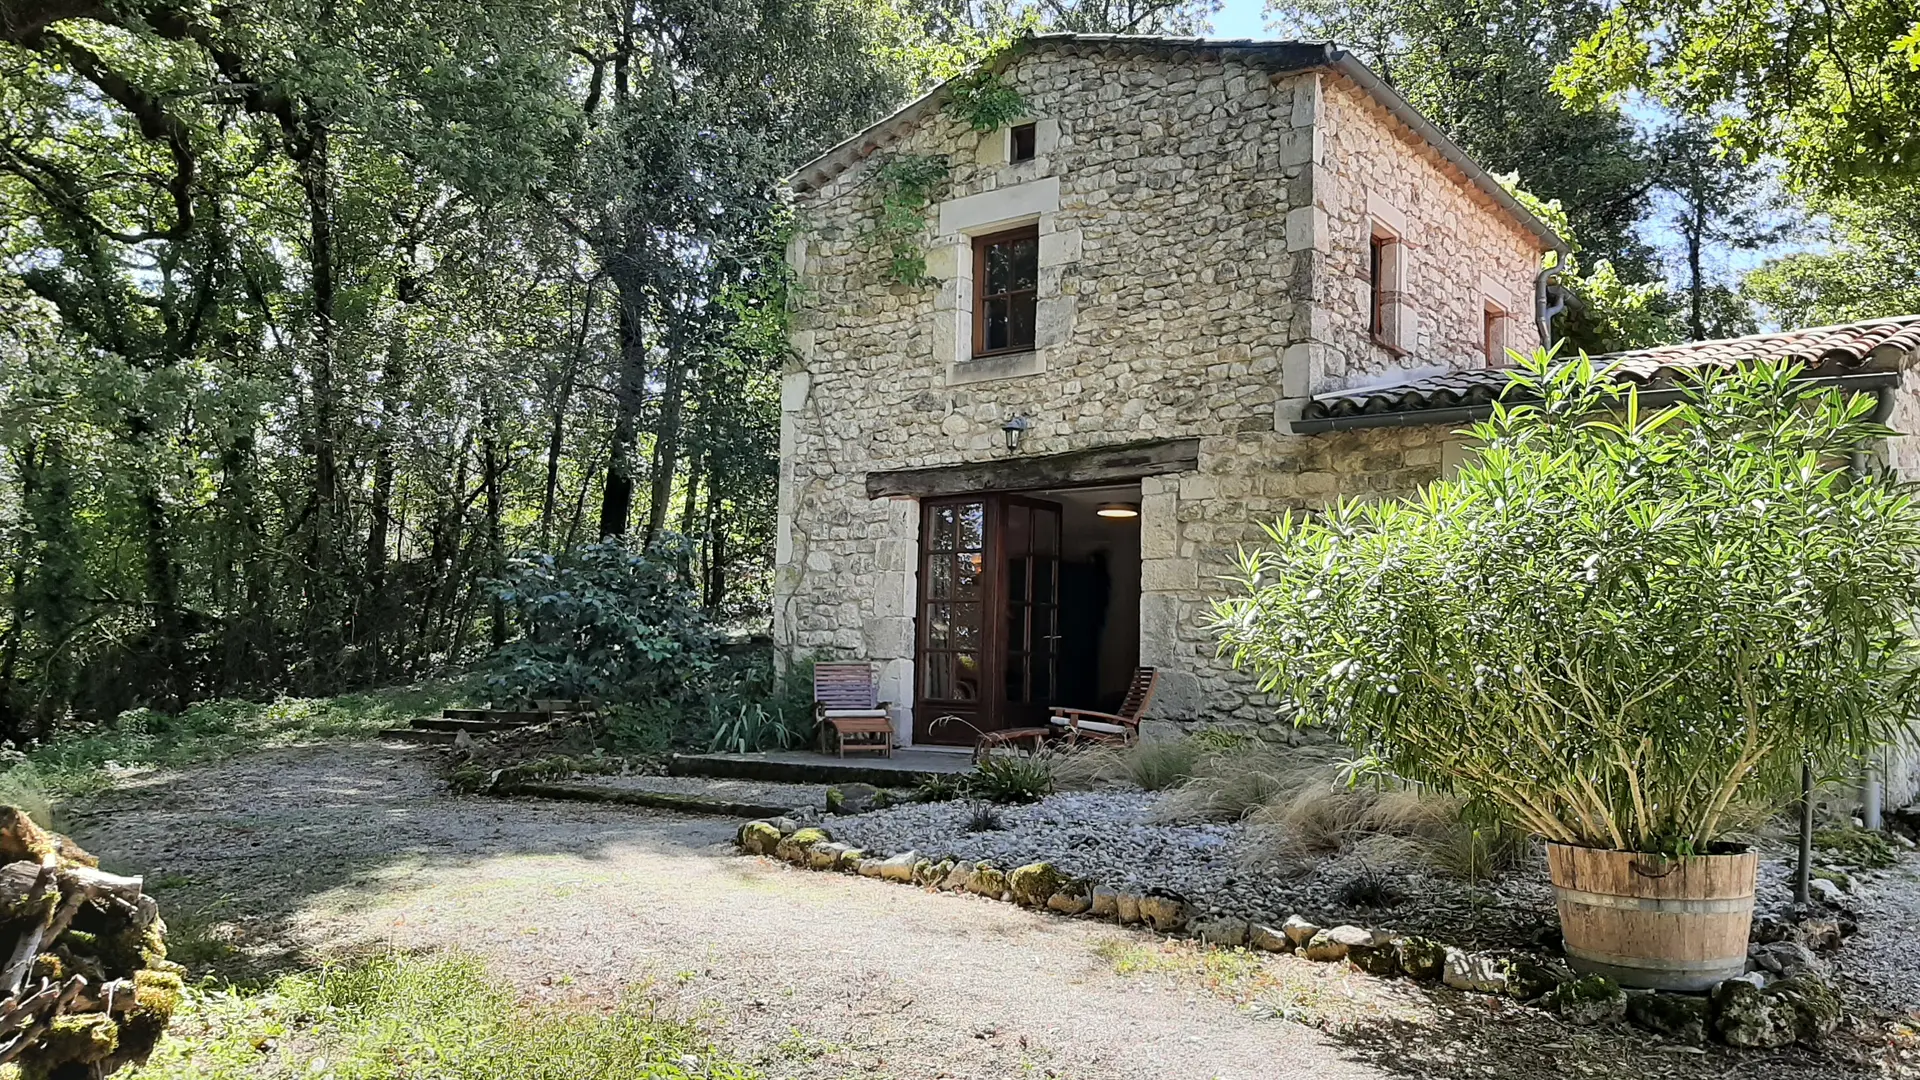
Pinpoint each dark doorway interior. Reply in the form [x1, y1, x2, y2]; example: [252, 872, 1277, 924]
[912, 484, 1140, 746]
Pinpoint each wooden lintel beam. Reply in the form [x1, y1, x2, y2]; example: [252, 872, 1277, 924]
[864, 437, 1202, 500]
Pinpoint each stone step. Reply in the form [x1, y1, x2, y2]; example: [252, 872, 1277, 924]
[441, 708, 549, 725]
[412, 716, 529, 733]
[670, 749, 967, 788]
[378, 727, 455, 745]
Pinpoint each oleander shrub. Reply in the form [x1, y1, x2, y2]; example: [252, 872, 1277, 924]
[1214, 353, 1920, 855]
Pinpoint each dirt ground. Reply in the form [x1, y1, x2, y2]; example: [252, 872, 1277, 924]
[63, 743, 1917, 1080]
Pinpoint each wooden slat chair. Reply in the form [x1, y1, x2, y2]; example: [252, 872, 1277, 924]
[1049, 667, 1158, 747]
[813, 662, 894, 758]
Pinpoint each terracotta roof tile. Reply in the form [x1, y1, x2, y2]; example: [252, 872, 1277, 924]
[1304, 316, 1920, 422]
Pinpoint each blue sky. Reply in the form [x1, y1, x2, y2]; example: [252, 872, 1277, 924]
[1208, 0, 1271, 37]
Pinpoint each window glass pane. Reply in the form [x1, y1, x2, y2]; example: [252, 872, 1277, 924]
[1012, 124, 1036, 161]
[1007, 237, 1037, 291]
[983, 297, 1010, 351]
[1005, 653, 1027, 702]
[1010, 292, 1036, 350]
[1034, 558, 1056, 604]
[1033, 507, 1058, 556]
[931, 505, 956, 552]
[1006, 556, 1028, 603]
[953, 653, 980, 700]
[955, 552, 983, 599]
[1005, 503, 1029, 556]
[927, 603, 951, 649]
[951, 602, 980, 651]
[924, 655, 951, 699]
[928, 554, 953, 599]
[957, 502, 984, 551]
[985, 241, 1016, 293]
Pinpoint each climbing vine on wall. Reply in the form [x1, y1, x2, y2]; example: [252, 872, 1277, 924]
[945, 71, 1028, 133]
[872, 154, 952, 287]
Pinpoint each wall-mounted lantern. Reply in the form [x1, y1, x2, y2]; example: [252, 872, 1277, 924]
[1002, 414, 1032, 452]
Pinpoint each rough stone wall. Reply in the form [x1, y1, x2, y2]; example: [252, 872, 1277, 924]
[1296, 75, 1547, 402]
[776, 42, 1543, 736]
[1874, 363, 1920, 809]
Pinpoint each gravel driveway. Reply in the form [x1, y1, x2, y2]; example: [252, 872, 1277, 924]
[60, 744, 1907, 1080]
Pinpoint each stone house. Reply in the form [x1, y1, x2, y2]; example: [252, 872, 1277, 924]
[770, 30, 1920, 801]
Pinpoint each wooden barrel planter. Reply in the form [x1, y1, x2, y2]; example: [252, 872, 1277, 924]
[1546, 842, 1757, 992]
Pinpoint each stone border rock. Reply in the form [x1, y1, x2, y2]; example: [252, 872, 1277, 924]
[737, 818, 1846, 1050]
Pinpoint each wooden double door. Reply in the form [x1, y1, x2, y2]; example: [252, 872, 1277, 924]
[914, 494, 1062, 744]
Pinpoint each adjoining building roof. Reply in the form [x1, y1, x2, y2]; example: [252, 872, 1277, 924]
[786, 34, 1567, 254]
[1293, 315, 1920, 434]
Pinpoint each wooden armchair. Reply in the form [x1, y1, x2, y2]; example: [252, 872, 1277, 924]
[813, 662, 893, 758]
[1048, 667, 1158, 747]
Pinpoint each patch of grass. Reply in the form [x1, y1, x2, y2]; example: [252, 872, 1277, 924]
[1115, 739, 1202, 791]
[126, 952, 758, 1080]
[1092, 939, 1421, 1030]
[24, 684, 462, 800]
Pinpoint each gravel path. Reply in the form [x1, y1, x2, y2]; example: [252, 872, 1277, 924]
[567, 772, 835, 811]
[58, 744, 1911, 1080]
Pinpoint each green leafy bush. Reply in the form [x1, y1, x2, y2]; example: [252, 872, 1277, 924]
[703, 653, 814, 753]
[485, 538, 715, 706]
[963, 752, 1054, 804]
[1214, 354, 1920, 855]
[944, 70, 1028, 132]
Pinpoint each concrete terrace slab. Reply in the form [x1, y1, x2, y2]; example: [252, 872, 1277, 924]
[671, 748, 972, 787]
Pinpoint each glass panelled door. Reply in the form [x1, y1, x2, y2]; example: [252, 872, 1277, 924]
[914, 494, 1064, 744]
[1000, 497, 1061, 730]
[915, 499, 988, 743]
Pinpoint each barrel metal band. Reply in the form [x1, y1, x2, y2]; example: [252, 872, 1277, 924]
[1554, 887, 1751, 914]
[1564, 943, 1748, 975]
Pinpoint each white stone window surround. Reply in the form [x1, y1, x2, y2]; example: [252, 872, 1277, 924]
[1481, 273, 1514, 368]
[1365, 193, 1416, 357]
[929, 175, 1079, 386]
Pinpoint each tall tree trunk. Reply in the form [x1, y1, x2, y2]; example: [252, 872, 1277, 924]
[362, 329, 406, 679]
[641, 328, 687, 549]
[598, 296, 646, 537]
[1686, 204, 1705, 341]
[481, 396, 508, 651]
[299, 118, 343, 681]
[542, 280, 596, 551]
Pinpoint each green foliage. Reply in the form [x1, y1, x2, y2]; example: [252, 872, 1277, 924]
[598, 701, 687, 754]
[944, 70, 1030, 132]
[485, 539, 715, 707]
[1117, 739, 1203, 791]
[1214, 352, 1920, 854]
[1743, 195, 1920, 328]
[24, 685, 460, 800]
[1813, 827, 1899, 870]
[1274, 0, 1664, 296]
[127, 953, 759, 1080]
[870, 154, 952, 286]
[963, 753, 1055, 803]
[703, 653, 815, 753]
[914, 774, 965, 803]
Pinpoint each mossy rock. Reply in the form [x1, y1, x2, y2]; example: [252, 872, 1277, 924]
[1046, 880, 1093, 916]
[1627, 991, 1709, 1045]
[773, 827, 830, 864]
[1771, 974, 1842, 1042]
[1809, 866, 1853, 892]
[835, 848, 867, 872]
[1347, 938, 1401, 977]
[967, 863, 1008, 898]
[1712, 979, 1798, 1048]
[738, 821, 782, 855]
[1543, 975, 1625, 1025]
[0, 805, 96, 868]
[1395, 936, 1447, 981]
[914, 858, 952, 887]
[1008, 862, 1066, 907]
[1503, 954, 1570, 1001]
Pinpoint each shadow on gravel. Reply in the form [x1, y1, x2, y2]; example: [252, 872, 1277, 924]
[58, 742, 738, 987]
[1325, 983, 1889, 1080]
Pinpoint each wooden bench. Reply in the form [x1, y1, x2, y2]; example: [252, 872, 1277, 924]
[972, 726, 1051, 763]
[813, 662, 893, 757]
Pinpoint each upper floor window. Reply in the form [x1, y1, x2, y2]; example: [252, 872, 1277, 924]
[1368, 221, 1409, 354]
[1484, 304, 1510, 367]
[974, 225, 1038, 357]
[1010, 123, 1038, 163]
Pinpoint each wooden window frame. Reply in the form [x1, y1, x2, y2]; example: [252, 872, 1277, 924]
[1484, 304, 1509, 368]
[1010, 122, 1038, 163]
[1369, 235, 1387, 339]
[972, 224, 1040, 359]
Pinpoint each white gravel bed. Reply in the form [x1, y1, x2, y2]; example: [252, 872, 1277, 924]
[823, 790, 1561, 944]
